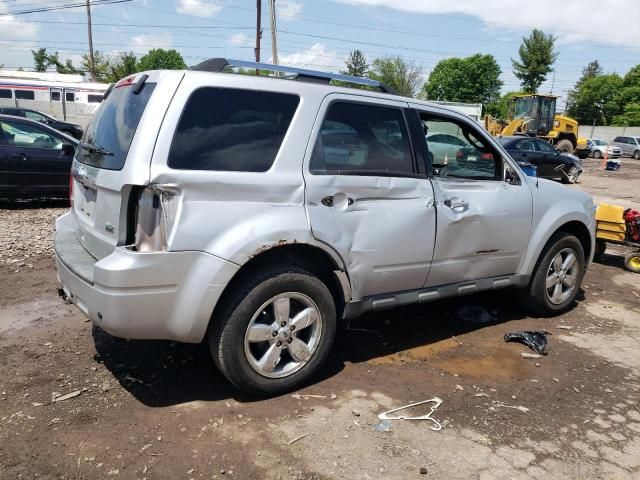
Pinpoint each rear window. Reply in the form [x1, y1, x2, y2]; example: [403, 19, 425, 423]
[76, 82, 156, 170]
[168, 87, 300, 172]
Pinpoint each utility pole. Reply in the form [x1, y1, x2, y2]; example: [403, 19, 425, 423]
[269, 0, 278, 65]
[86, 0, 96, 81]
[549, 71, 555, 94]
[255, 0, 262, 63]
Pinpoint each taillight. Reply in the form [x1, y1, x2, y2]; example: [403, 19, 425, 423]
[480, 153, 494, 161]
[69, 174, 74, 208]
[133, 187, 179, 252]
[456, 150, 465, 159]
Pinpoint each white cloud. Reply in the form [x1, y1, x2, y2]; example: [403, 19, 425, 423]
[277, 0, 303, 21]
[336, 0, 640, 47]
[0, 2, 38, 41]
[176, 0, 221, 17]
[130, 33, 173, 55]
[277, 43, 342, 71]
[229, 32, 251, 47]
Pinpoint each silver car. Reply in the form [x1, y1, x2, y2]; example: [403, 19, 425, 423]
[55, 60, 596, 395]
[589, 139, 622, 160]
[612, 136, 640, 159]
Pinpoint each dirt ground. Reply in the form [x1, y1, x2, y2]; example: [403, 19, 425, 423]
[1, 160, 640, 480]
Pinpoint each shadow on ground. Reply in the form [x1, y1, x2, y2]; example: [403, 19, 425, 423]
[93, 288, 582, 407]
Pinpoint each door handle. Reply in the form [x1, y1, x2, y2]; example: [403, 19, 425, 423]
[11, 153, 29, 161]
[321, 195, 354, 208]
[444, 197, 469, 211]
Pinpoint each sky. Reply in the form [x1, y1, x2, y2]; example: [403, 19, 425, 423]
[1, 0, 639, 109]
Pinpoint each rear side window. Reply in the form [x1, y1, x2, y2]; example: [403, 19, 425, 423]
[88, 94, 103, 103]
[168, 87, 299, 172]
[15, 90, 35, 100]
[310, 102, 414, 176]
[51, 91, 61, 101]
[76, 82, 156, 170]
[0, 89, 12, 99]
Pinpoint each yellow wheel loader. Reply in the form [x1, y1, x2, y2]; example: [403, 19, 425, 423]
[484, 94, 588, 154]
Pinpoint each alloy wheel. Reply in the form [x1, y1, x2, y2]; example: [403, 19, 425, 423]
[545, 248, 579, 305]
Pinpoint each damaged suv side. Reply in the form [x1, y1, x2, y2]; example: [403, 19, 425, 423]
[55, 60, 595, 395]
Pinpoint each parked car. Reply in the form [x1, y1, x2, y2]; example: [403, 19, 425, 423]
[588, 139, 622, 160]
[0, 114, 77, 199]
[0, 107, 83, 139]
[497, 136, 583, 183]
[54, 61, 595, 395]
[612, 135, 640, 159]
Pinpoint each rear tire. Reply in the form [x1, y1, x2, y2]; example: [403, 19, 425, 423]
[633, 150, 640, 160]
[517, 232, 585, 315]
[561, 166, 580, 184]
[210, 266, 336, 396]
[593, 150, 602, 159]
[594, 239, 607, 259]
[556, 139, 574, 154]
[624, 252, 640, 273]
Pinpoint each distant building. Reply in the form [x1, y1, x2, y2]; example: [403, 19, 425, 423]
[430, 101, 483, 122]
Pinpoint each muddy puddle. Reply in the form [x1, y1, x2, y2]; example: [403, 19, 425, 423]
[0, 298, 61, 333]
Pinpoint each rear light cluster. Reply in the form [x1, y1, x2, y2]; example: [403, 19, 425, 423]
[133, 187, 180, 252]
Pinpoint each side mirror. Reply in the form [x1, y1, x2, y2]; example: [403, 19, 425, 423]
[62, 143, 75, 156]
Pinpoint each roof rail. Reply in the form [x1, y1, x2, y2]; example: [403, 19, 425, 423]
[191, 58, 399, 95]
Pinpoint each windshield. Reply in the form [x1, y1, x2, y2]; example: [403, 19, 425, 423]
[513, 97, 534, 119]
[594, 140, 607, 146]
[76, 82, 155, 170]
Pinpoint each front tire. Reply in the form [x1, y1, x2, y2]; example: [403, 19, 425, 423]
[518, 232, 585, 315]
[624, 252, 640, 273]
[633, 150, 640, 160]
[562, 166, 580, 184]
[593, 150, 602, 159]
[556, 139, 574, 154]
[210, 266, 336, 396]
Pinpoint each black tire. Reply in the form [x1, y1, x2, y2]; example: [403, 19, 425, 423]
[210, 266, 336, 396]
[624, 252, 640, 273]
[561, 165, 580, 184]
[633, 150, 640, 160]
[556, 139, 574, 154]
[517, 232, 585, 315]
[594, 239, 607, 259]
[593, 150, 602, 159]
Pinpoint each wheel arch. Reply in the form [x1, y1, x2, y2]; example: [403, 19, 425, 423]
[208, 243, 350, 336]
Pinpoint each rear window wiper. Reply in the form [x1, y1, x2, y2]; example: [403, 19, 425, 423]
[79, 142, 113, 156]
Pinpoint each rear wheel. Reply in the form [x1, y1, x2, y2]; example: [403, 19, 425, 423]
[518, 232, 585, 315]
[562, 166, 580, 184]
[210, 266, 336, 396]
[594, 239, 607, 259]
[556, 139, 574, 154]
[633, 150, 640, 160]
[593, 150, 602, 159]
[624, 252, 640, 273]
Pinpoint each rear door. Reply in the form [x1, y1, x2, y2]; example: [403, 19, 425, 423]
[304, 95, 436, 299]
[414, 106, 533, 286]
[71, 71, 184, 260]
[0, 124, 12, 194]
[534, 139, 562, 178]
[0, 118, 72, 195]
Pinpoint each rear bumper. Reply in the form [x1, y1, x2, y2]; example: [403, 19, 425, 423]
[54, 212, 239, 343]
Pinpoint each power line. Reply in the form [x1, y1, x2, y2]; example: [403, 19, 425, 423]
[0, 0, 132, 16]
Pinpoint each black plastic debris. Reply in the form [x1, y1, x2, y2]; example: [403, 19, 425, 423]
[504, 331, 549, 355]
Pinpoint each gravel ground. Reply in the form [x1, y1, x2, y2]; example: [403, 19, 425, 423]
[1, 163, 640, 479]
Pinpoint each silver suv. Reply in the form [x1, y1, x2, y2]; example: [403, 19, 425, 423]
[55, 59, 595, 395]
[612, 136, 640, 159]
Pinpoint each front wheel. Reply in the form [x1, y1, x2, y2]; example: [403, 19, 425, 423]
[593, 150, 602, 159]
[633, 150, 640, 160]
[562, 166, 580, 184]
[210, 266, 336, 396]
[555, 139, 574, 154]
[517, 233, 585, 315]
[625, 252, 640, 273]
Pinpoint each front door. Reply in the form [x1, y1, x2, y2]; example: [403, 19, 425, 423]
[0, 118, 72, 195]
[415, 107, 533, 286]
[304, 95, 436, 300]
[534, 138, 562, 178]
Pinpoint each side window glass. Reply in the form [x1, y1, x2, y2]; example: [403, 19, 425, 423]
[51, 91, 61, 102]
[0, 89, 12, 99]
[15, 90, 35, 100]
[310, 102, 414, 176]
[517, 140, 535, 152]
[168, 87, 299, 172]
[66, 92, 75, 102]
[536, 140, 556, 153]
[0, 121, 62, 150]
[421, 113, 501, 180]
[25, 111, 46, 122]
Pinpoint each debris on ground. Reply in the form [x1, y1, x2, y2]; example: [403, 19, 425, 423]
[51, 390, 82, 402]
[495, 403, 530, 413]
[286, 433, 311, 445]
[520, 352, 543, 359]
[456, 305, 496, 324]
[378, 398, 443, 431]
[556, 325, 574, 330]
[504, 331, 549, 355]
[291, 394, 327, 400]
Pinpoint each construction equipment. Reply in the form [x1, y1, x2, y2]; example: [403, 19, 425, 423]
[594, 203, 640, 273]
[484, 94, 587, 154]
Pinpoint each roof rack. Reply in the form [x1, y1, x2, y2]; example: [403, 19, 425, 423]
[191, 58, 399, 95]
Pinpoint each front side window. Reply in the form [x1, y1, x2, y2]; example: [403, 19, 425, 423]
[0, 120, 62, 150]
[310, 102, 414, 176]
[24, 110, 48, 122]
[421, 113, 501, 180]
[516, 139, 536, 152]
[15, 90, 35, 100]
[169, 87, 299, 172]
[536, 140, 556, 154]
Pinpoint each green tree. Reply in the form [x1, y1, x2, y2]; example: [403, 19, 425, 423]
[46, 52, 80, 74]
[137, 49, 187, 71]
[32, 48, 49, 72]
[107, 51, 139, 83]
[613, 103, 640, 126]
[422, 54, 502, 105]
[485, 91, 524, 119]
[566, 60, 603, 115]
[369, 56, 423, 98]
[81, 51, 111, 82]
[342, 50, 368, 78]
[623, 64, 640, 88]
[567, 74, 623, 125]
[511, 29, 558, 93]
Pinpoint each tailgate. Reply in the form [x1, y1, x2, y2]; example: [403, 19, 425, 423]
[71, 71, 184, 260]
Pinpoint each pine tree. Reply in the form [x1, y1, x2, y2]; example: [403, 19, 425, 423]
[343, 50, 368, 78]
[511, 29, 558, 93]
